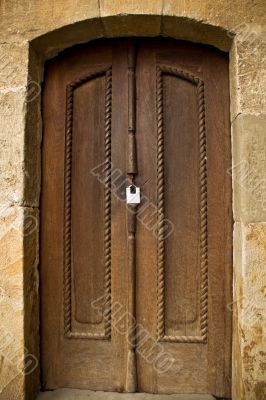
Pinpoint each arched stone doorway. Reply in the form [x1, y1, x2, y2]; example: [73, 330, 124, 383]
[0, 4, 265, 400]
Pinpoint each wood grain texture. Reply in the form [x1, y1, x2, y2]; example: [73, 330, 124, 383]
[41, 38, 232, 397]
[64, 67, 112, 339]
[41, 39, 128, 392]
[136, 39, 232, 396]
[156, 66, 208, 344]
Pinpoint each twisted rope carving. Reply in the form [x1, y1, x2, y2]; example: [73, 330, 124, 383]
[156, 65, 208, 344]
[103, 69, 112, 339]
[67, 332, 106, 339]
[156, 67, 165, 342]
[161, 335, 208, 343]
[64, 83, 73, 337]
[64, 67, 112, 339]
[197, 79, 208, 344]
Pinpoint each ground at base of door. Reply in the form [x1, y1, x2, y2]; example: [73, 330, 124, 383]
[36, 389, 216, 400]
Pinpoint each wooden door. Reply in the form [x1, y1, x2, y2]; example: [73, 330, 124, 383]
[135, 40, 232, 398]
[41, 40, 130, 391]
[41, 38, 232, 397]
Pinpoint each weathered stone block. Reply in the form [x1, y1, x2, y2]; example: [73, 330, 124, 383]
[0, 206, 39, 399]
[102, 15, 162, 37]
[235, 36, 266, 115]
[0, 206, 24, 397]
[0, 373, 24, 400]
[233, 222, 266, 399]
[163, 0, 266, 27]
[161, 15, 231, 51]
[0, 90, 26, 206]
[0, 43, 29, 90]
[0, 0, 101, 44]
[100, 0, 163, 16]
[31, 18, 104, 59]
[232, 114, 266, 222]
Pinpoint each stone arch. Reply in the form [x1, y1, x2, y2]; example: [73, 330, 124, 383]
[31, 14, 233, 59]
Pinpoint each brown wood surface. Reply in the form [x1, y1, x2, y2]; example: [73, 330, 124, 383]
[41, 38, 232, 397]
[136, 39, 232, 397]
[41, 39, 129, 391]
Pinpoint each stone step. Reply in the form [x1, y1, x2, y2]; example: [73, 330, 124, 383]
[36, 389, 216, 400]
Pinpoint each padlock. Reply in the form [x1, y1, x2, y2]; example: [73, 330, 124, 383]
[126, 185, 140, 204]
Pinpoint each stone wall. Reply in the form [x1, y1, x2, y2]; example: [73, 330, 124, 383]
[0, 1, 265, 399]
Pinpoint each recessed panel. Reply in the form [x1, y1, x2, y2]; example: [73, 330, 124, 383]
[64, 69, 112, 339]
[156, 67, 208, 343]
[163, 73, 200, 338]
[72, 76, 105, 327]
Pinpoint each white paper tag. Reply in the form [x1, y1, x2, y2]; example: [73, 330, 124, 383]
[126, 186, 140, 204]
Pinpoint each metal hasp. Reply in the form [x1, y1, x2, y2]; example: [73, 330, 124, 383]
[125, 40, 138, 393]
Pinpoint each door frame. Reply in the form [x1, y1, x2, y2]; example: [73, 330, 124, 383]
[18, 13, 261, 400]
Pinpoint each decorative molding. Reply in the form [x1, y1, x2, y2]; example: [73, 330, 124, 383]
[64, 66, 112, 340]
[126, 41, 138, 393]
[156, 65, 208, 344]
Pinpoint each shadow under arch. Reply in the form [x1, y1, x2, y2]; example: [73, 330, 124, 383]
[31, 14, 233, 60]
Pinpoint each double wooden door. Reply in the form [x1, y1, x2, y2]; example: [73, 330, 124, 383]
[41, 38, 232, 397]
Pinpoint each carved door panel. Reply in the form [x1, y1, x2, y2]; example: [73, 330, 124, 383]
[41, 40, 130, 391]
[41, 38, 232, 397]
[135, 40, 232, 398]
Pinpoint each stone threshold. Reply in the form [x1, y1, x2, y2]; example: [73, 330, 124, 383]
[36, 389, 216, 400]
